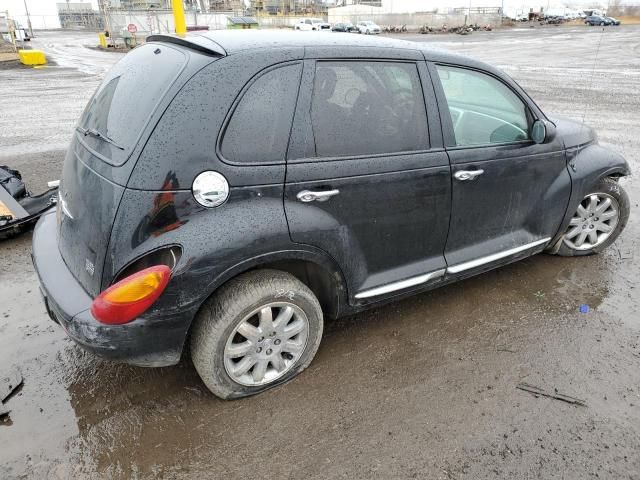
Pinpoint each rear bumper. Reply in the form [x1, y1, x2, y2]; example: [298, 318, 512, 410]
[32, 210, 189, 367]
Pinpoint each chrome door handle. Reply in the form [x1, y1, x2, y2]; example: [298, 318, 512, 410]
[454, 169, 484, 181]
[296, 189, 340, 203]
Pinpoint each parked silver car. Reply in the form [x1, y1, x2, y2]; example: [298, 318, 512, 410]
[357, 21, 381, 34]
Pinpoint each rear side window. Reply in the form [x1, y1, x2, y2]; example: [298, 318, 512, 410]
[436, 65, 531, 146]
[221, 63, 302, 164]
[78, 44, 186, 165]
[310, 61, 429, 158]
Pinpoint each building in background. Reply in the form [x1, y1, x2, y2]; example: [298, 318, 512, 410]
[251, 0, 327, 15]
[56, 2, 104, 29]
[209, 0, 246, 11]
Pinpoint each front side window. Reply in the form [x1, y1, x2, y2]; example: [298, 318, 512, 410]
[310, 61, 429, 158]
[221, 63, 301, 163]
[436, 65, 531, 147]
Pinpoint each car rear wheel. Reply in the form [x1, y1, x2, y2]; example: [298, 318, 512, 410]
[600, 21, 605, 25]
[555, 177, 629, 256]
[190, 269, 324, 399]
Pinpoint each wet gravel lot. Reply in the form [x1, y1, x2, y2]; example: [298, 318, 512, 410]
[1, 27, 639, 479]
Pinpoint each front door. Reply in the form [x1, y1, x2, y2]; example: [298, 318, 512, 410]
[284, 57, 451, 301]
[432, 64, 571, 275]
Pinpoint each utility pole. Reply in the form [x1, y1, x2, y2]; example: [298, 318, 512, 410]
[23, 0, 33, 38]
[102, 0, 113, 41]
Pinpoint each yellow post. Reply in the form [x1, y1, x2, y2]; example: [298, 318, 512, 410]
[171, 0, 187, 35]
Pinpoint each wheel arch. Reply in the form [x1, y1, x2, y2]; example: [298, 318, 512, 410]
[200, 248, 349, 322]
[546, 143, 630, 253]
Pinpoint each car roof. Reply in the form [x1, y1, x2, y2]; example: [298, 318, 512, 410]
[149, 30, 468, 63]
[203, 30, 413, 53]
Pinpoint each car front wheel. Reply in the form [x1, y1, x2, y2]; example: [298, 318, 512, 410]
[555, 177, 629, 256]
[190, 269, 324, 399]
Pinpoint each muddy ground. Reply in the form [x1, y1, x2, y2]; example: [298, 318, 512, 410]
[1, 27, 639, 479]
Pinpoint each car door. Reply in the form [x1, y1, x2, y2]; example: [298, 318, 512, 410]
[284, 49, 451, 302]
[430, 63, 571, 276]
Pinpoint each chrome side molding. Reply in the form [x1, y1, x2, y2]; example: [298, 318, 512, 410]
[355, 268, 446, 299]
[446, 237, 551, 274]
[354, 238, 550, 300]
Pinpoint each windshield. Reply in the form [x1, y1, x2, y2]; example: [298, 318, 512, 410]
[77, 43, 186, 165]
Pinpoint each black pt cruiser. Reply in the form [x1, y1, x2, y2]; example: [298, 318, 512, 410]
[33, 32, 630, 399]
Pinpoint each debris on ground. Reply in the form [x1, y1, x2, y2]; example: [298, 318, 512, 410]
[1, 368, 23, 403]
[617, 243, 635, 260]
[0, 165, 58, 240]
[580, 304, 590, 313]
[516, 383, 587, 407]
[0, 368, 23, 420]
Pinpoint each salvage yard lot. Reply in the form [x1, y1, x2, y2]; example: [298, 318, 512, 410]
[1, 26, 639, 479]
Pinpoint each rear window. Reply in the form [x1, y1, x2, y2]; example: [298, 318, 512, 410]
[77, 44, 187, 165]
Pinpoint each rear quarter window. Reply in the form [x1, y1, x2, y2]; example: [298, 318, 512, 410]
[220, 63, 302, 164]
[77, 44, 187, 165]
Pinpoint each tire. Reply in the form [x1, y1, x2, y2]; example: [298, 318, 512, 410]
[600, 22, 605, 26]
[190, 269, 324, 399]
[554, 177, 630, 257]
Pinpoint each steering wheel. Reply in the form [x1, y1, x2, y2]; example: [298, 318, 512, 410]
[490, 123, 528, 143]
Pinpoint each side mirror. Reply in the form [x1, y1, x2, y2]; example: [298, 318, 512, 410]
[531, 119, 556, 144]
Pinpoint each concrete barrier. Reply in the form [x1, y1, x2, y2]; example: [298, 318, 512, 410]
[18, 50, 46, 65]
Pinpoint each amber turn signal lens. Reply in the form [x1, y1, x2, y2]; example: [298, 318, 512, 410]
[91, 265, 171, 325]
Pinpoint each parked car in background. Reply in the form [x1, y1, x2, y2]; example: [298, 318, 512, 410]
[294, 18, 331, 31]
[356, 20, 381, 34]
[32, 31, 630, 400]
[606, 16, 621, 25]
[332, 22, 357, 32]
[585, 15, 611, 26]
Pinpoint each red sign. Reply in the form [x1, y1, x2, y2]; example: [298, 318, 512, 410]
[127, 23, 137, 34]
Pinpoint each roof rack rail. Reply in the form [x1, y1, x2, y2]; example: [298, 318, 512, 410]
[146, 34, 227, 57]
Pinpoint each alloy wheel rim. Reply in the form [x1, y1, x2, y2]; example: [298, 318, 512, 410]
[223, 302, 309, 387]
[563, 192, 619, 251]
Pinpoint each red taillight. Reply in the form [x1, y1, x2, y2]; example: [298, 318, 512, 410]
[91, 265, 171, 325]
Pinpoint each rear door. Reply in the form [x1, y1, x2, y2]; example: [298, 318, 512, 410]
[284, 48, 451, 302]
[431, 63, 571, 276]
